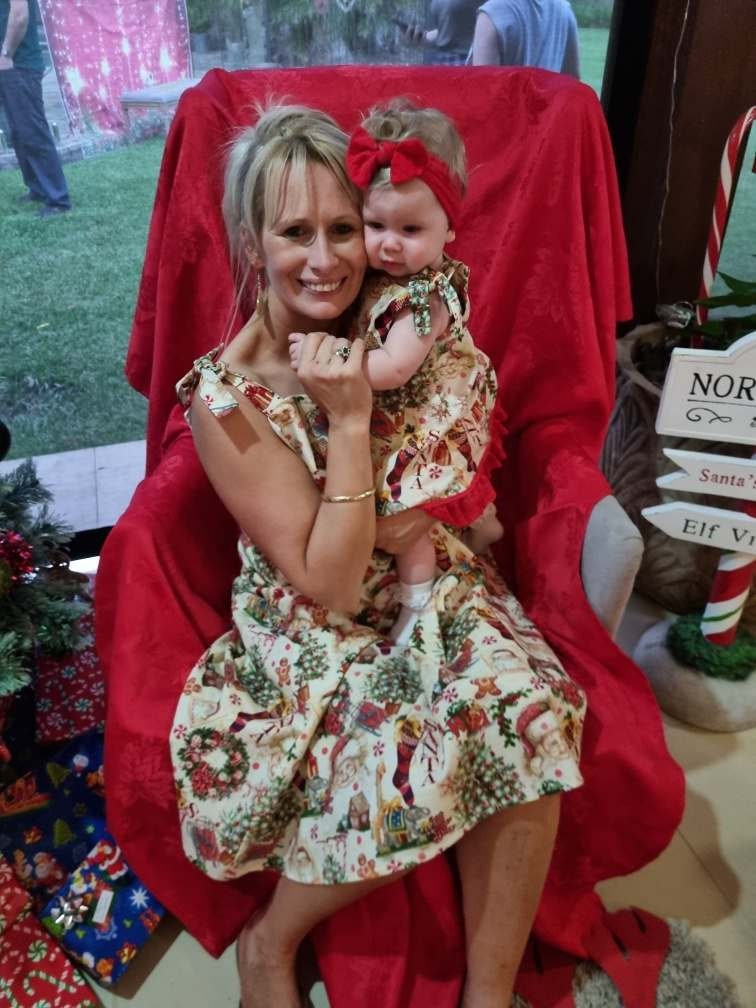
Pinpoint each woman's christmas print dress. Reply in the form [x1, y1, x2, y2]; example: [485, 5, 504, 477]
[170, 298, 586, 884]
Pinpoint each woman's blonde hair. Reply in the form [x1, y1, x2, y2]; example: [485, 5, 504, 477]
[360, 98, 467, 193]
[222, 103, 360, 319]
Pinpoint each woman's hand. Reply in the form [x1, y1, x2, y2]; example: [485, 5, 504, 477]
[375, 509, 437, 555]
[291, 332, 372, 430]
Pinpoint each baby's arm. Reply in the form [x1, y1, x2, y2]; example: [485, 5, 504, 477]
[364, 294, 449, 392]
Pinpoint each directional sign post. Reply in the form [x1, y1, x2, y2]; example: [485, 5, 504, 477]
[642, 331, 756, 645]
[657, 449, 756, 501]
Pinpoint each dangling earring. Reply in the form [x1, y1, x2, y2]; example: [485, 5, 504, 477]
[255, 269, 267, 316]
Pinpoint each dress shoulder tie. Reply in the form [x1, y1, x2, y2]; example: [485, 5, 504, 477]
[176, 348, 240, 419]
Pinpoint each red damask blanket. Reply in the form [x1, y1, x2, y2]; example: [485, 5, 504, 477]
[96, 66, 684, 1007]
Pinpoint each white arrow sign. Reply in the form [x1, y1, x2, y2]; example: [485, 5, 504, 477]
[658, 448, 756, 501]
[642, 501, 756, 556]
[656, 331, 756, 445]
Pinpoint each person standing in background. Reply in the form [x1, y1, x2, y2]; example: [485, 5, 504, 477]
[403, 0, 480, 65]
[0, 0, 70, 217]
[472, 0, 580, 78]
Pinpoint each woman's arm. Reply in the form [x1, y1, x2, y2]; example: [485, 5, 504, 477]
[363, 295, 448, 391]
[190, 336, 375, 613]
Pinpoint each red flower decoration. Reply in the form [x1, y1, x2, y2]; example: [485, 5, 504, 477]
[0, 530, 34, 595]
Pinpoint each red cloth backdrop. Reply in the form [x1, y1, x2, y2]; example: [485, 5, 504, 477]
[96, 66, 686, 1008]
[39, 0, 191, 133]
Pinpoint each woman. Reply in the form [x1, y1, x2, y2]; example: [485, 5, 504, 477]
[170, 104, 586, 1008]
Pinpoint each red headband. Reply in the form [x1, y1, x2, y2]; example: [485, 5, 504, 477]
[346, 125, 462, 228]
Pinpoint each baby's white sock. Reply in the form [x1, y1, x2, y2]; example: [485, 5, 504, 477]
[391, 578, 435, 646]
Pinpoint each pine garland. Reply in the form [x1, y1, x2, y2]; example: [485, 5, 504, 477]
[667, 613, 756, 681]
[0, 459, 89, 698]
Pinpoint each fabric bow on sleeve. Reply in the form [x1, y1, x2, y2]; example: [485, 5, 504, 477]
[176, 351, 239, 419]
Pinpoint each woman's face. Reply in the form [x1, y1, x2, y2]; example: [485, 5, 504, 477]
[256, 161, 366, 335]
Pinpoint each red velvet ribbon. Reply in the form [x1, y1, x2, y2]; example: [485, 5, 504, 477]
[346, 125, 462, 227]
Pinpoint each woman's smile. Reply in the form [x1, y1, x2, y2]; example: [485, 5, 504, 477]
[300, 278, 346, 293]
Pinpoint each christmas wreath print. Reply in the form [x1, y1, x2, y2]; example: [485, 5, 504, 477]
[178, 727, 250, 800]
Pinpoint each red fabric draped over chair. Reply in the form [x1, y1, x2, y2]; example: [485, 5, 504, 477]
[95, 66, 685, 1007]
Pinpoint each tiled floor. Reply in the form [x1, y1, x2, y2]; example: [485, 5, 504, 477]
[0, 441, 146, 532]
[11, 448, 756, 1006]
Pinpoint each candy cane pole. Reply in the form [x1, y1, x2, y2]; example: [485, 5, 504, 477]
[701, 549, 755, 645]
[694, 107, 756, 643]
[701, 475, 756, 644]
[694, 106, 756, 336]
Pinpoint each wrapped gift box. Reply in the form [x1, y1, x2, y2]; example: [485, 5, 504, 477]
[1, 854, 99, 1008]
[35, 610, 106, 745]
[0, 730, 106, 910]
[41, 836, 165, 987]
[0, 851, 31, 929]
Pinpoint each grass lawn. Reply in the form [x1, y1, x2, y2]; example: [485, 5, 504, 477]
[579, 27, 610, 96]
[3, 44, 612, 466]
[0, 138, 163, 461]
[1, 36, 751, 463]
[712, 128, 756, 300]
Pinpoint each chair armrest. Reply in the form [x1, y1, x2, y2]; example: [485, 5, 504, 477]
[581, 495, 643, 638]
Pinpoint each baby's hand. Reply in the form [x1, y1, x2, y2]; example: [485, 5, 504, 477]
[288, 332, 305, 371]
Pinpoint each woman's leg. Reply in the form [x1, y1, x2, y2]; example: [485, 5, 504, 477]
[455, 794, 561, 1008]
[237, 871, 408, 1008]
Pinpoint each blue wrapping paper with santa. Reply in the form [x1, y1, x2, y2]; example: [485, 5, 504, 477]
[40, 836, 165, 987]
[0, 730, 106, 908]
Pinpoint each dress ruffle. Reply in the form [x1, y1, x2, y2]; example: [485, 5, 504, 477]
[421, 397, 508, 527]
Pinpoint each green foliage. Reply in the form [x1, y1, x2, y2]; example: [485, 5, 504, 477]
[187, 0, 243, 39]
[578, 27, 610, 96]
[0, 460, 88, 698]
[692, 268, 756, 349]
[571, 1, 613, 28]
[266, 0, 426, 66]
[186, 0, 214, 33]
[0, 633, 32, 698]
[0, 139, 162, 459]
[667, 613, 756, 681]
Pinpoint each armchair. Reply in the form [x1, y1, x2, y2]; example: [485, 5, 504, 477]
[96, 66, 682, 1007]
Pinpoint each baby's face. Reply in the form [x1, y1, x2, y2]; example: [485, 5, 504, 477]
[363, 178, 453, 279]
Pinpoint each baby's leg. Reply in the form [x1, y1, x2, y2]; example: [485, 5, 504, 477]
[462, 502, 504, 555]
[391, 533, 437, 646]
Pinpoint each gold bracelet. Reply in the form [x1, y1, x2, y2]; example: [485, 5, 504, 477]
[322, 487, 375, 503]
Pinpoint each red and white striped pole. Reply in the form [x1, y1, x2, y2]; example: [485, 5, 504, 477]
[701, 539, 756, 646]
[698, 106, 756, 644]
[695, 106, 756, 329]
